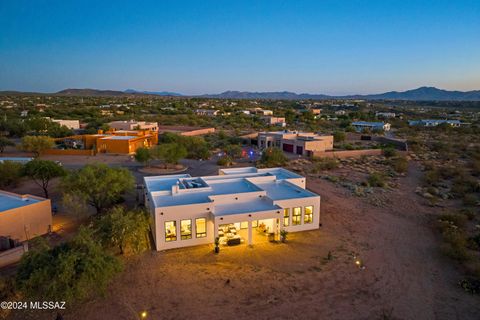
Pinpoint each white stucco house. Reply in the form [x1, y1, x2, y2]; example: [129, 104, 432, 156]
[144, 167, 321, 251]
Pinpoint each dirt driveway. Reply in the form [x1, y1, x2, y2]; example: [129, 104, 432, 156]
[8, 164, 480, 320]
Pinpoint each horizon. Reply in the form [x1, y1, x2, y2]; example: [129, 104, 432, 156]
[1, 1, 479, 94]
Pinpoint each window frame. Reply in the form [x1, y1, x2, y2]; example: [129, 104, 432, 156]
[283, 208, 290, 227]
[180, 219, 192, 240]
[304, 206, 313, 224]
[165, 221, 177, 242]
[195, 218, 207, 238]
[292, 207, 301, 225]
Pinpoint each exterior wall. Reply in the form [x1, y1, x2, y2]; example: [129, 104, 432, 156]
[52, 119, 80, 130]
[109, 121, 159, 132]
[0, 243, 28, 268]
[180, 127, 216, 136]
[0, 196, 52, 242]
[313, 149, 382, 159]
[43, 149, 95, 156]
[275, 196, 321, 232]
[258, 132, 333, 155]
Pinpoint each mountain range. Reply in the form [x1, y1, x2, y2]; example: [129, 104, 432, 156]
[1, 86, 480, 101]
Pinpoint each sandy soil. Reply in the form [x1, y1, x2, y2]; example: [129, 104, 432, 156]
[7, 163, 480, 320]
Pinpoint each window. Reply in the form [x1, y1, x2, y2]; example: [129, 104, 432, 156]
[304, 206, 313, 224]
[180, 219, 192, 240]
[292, 207, 301, 225]
[283, 208, 290, 227]
[165, 221, 177, 242]
[240, 221, 248, 229]
[252, 220, 258, 228]
[196, 218, 206, 238]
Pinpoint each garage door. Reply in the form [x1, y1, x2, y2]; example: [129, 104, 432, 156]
[282, 143, 294, 153]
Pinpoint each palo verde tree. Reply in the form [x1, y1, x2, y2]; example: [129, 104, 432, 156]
[154, 143, 187, 166]
[23, 159, 65, 198]
[61, 163, 134, 214]
[16, 227, 122, 303]
[0, 137, 14, 153]
[260, 147, 288, 167]
[20, 135, 54, 157]
[134, 147, 152, 167]
[94, 206, 150, 255]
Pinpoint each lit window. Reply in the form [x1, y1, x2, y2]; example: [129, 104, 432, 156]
[252, 220, 258, 228]
[165, 221, 177, 242]
[180, 219, 192, 240]
[240, 221, 248, 229]
[283, 208, 290, 227]
[292, 207, 301, 225]
[196, 218, 206, 238]
[304, 206, 313, 224]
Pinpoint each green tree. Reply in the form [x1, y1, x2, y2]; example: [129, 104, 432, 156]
[155, 143, 187, 166]
[61, 163, 134, 213]
[20, 136, 54, 157]
[134, 147, 152, 166]
[333, 131, 346, 143]
[260, 147, 288, 167]
[0, 161, 23, 187]
[0, 137, 14, 153]
[94, 206, 150, 255]
[23, 159, 65, 198]
[16, 228, 122, 303]
[224, 144, 242, 159]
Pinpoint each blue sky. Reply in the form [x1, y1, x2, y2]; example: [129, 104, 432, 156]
[0, 0, 479, 95]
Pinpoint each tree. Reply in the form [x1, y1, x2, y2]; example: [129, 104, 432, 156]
[134, 147, 152, 166]
[16, 228, 122, 303]
[260, 147, 288, 167]
[94, 206, 150, 255]
[23, 160, 65, 198]
[224, 144, 242, 159]
[61, 163, 134, 214]
[0, 137, 14, 153]
[333, 131, 346, 143]
[20, 136, 54, 157]
[155, 143, 187, 166]
[0, 161, 23, 187]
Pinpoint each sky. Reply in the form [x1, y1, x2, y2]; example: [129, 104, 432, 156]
[0, 0, 479, 95]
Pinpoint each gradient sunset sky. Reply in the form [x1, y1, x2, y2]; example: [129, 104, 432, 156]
[1, 0, 479, 95]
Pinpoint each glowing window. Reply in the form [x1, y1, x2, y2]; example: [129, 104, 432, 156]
[196, 218, 207, 238]
[240, 221, 248, 229]
[180, 219, 192, 240]
[292, 207, 301, 225]
[165, 221, 177, 242]
[252, 220, 258, 228]
[283, 208, 290, 227]
[304, 206, 313, 224]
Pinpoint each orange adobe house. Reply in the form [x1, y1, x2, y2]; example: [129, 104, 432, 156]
[54, 129, 158, 155]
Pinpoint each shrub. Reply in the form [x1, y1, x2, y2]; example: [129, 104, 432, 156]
[260, 147, 287, 167]
[438, 213, 468, 228]
[0, 161, 23, 187]
[463, 194, 478, 206]
[217, 156, 233, 166]
[383, 147, 397, 158]
[367, 172, 386, 187]
[390, 156, 408, 174]
[333, 131, 346, 143]
[312, 158, 338, 172]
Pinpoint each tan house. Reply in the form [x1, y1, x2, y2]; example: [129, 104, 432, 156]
[261, 116, 286, 127]
[109, 120, 159, 132]
[0, 190, 52, 242]
[258, 131, 333, 156]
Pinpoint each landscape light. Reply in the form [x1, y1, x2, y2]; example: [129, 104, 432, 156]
[355, 260, 361, 266]
[141, 311, 147, 319]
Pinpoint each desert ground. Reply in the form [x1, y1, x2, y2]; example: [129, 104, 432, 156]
[6, 162, 480, 320]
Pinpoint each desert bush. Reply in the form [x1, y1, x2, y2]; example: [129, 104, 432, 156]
[383, 146, 397, 158]
[451, 176, 479, 197]
[0, 161, 23, 187]
[217, 156, 233, 166]
[438, 213, 468, 229]
[463, 194, 479, 206]
[423, 169, 440, 186]
[312, 158, 338, 172]
[367, 172, 386, 187]
[260, 147, 287, 167]
[390, 156, 408, 174]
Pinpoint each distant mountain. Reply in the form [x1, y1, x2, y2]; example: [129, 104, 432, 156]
[201, 91, 331, 100]
[1, 86, 480, 101]
[124, 89, 182, 96]
[56, 88, 129, 96]
[202, 87, 480, 101]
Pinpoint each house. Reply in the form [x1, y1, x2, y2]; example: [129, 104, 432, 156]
[48, 119, 80, 130]
[351, 121, 391, 132]
[0, 190, 52, 242]
[109, 120, 159, 132]
[261, 116, 286, 127]
[20, 110, 28, 117]
[334, 110, 346, 116]
[195, 109, 220, 117]
[257, 131, 333, 156]
[375, 112, 396, 118]
[408, 119, 461, 127]
[144, 167, 320, 251]
[251, 108, 273, 116]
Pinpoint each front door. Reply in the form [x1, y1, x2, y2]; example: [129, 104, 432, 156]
[296, 146, 303, 155]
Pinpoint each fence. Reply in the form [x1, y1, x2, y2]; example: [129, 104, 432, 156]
[313, 149, 383, 159]
[0, 243, 28, 268]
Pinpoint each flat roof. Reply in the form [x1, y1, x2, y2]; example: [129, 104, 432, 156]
[101, 135, 138, 140]
[0, 157, 33, 163]
[0, 192, 42, 212]
[254, 180, 318, 200]
[214, 198, 281, 216]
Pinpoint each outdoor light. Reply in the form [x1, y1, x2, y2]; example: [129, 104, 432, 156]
[141, 311, 147, 319]
[355, 260, 361, 266]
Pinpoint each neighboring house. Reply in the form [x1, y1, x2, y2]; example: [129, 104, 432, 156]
[0, 157, 33, 164]
[334, 110, 346, 116]
[351, 121, 391, 132]
[158, 125, 215, 136]
[144, 167, 320, 251]
[0, 190, 52, 242]
[257, 131, 334, 156]
[250, 108, 273, 116]
[408, 119, 461, 127]
[20, 110, 28, 117]
[375, 112, 396, 118]
[195, 109, 220, 117]
[261, 116, 286, 127]
[109, 120, 159, 132]
[48, 118, 80, 130]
